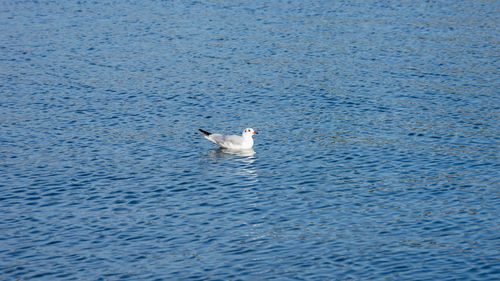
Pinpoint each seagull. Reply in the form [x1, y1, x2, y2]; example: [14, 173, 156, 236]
[199, 128, 258, 150]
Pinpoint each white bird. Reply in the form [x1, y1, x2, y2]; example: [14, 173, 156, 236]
[199, 128, 258, 150]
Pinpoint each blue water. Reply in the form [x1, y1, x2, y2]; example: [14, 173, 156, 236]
[1, 0, 499, 280]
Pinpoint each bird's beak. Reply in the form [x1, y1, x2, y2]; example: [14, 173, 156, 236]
[253, 131, 258, 135]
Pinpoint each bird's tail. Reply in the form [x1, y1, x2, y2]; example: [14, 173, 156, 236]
[199, 129, 211, 136]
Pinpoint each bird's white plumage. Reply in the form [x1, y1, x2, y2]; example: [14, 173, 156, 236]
[199, 128, 258, 150]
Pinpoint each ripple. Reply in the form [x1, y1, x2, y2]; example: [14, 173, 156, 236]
[1, 1, 498, 280]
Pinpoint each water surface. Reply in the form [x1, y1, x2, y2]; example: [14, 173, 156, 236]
[1, 0, 499, 280]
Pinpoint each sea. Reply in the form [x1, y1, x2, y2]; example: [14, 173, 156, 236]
[1, 0, 499, 280]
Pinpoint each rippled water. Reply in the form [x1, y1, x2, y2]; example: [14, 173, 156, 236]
[1, 0, 499, 280]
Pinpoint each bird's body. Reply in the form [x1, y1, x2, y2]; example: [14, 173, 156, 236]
[199, 128, 258, 150]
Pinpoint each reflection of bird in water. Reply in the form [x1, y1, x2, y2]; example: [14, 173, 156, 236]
[199, 128, 258, 150]
[208, 148, 256, 163]
[207, 148, 258, 176]
[220, 148, 256, 157]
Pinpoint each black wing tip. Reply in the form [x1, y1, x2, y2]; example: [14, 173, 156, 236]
[199, 129, 211, 136]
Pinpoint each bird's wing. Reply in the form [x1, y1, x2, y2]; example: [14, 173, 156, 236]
[207, 133, 224, 145]
[202, 131, 246, 149]
[224, 134, 245, 146]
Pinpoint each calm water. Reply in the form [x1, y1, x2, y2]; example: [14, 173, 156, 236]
[1, 0, 499, 280]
